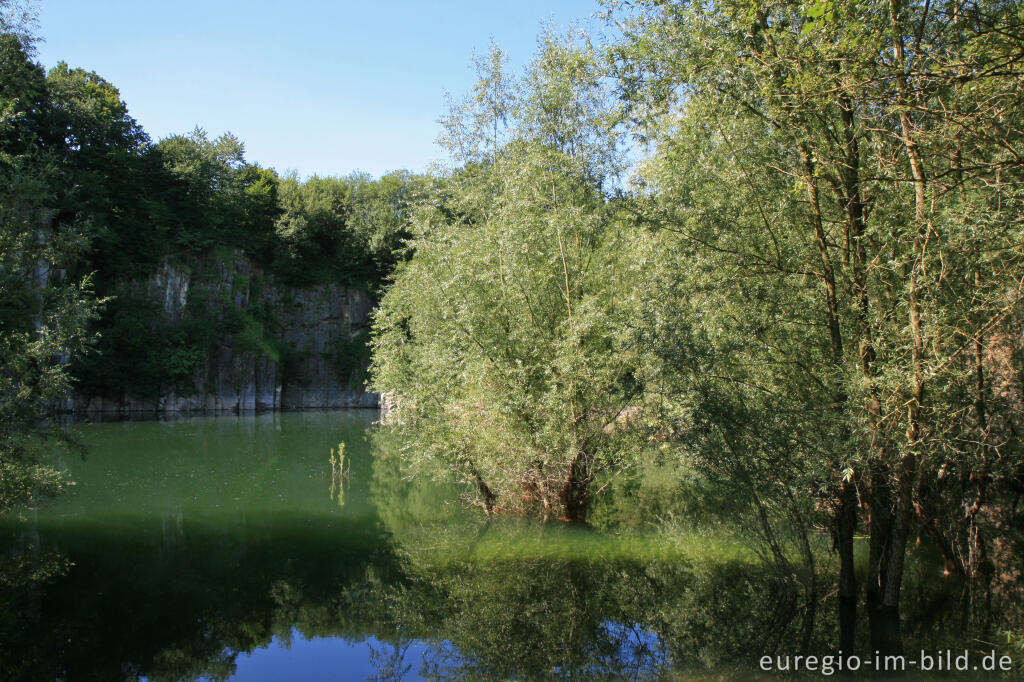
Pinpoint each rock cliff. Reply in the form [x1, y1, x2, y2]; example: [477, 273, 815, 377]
[73, 253, 378, 415]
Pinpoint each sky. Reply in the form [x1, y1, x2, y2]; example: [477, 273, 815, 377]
[33, 0, 603, 179]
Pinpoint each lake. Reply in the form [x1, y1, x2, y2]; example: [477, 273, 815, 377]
[0, 411, 1009, 680]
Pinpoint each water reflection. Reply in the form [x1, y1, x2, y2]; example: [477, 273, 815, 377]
[0, 411, 1014, 680]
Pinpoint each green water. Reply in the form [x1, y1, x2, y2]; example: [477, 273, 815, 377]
[0, 411, 999, 681]
[37, 410, 380, 520]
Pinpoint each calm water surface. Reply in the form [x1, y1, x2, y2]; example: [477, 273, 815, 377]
[0, 411, 992, 680]
[1, 411, 681, 681]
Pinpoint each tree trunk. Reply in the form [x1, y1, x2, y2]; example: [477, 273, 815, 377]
[470, 463, 496, 514]
[865, 462, 901, 655]
[560, 451, 591, 523]
[801, 144, 859, 653]
[837, 479, 858, 653]
[862, 1, 930, 656]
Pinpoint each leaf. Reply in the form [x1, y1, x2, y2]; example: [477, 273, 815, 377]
[806, 0, 828, 19]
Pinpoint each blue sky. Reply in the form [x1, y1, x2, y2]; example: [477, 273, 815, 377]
[34, 0, 602, 178]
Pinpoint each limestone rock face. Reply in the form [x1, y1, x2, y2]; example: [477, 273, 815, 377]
[73, 253, 379, 415]
[274, 285, 378, 409]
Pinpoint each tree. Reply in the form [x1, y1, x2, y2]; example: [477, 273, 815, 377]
[273, 170, 431, 288]
[608, 0, 1024, 653]
[0, 0, 36, 54]
[371, 140, 657, 522]
[274, 172, 359, 283]
[155, 128, 280, 257]
[42, 61, 165, 283]
[371, 38, 657, 522]
[0, 26, 98, 511]
[345, 170, 431, 282]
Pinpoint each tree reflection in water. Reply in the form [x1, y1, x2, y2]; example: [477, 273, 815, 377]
[0, 414, 1018, 680]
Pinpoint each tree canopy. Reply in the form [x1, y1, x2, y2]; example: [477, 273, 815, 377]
[0, 22, 98, 509]
[370, 0, 1024, 655]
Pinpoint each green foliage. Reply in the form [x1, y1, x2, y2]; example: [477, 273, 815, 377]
[606, 0, 1024, 644]
[45, 62, 147, 156]
[70, 289, 211, 400]
[3, 1, 1021, 654]
[43, 61, 168, 284]
[346, 170, 429, 278]
[0, 23, 98, 511]
[0, 0, 36, 57]
[437, 40, 516, 165]
[0, 46, 424, 405]
[588, 447, 743, 532]
[229, 304, 282, 362]
[273, 170, 428, 288]
[274, 173, 358, 283]
[0, 34, 44, 160]
[154, 128, 281, 258]
[371, 33, 652, 522]
[2, 11, 434, 416]
[329, 328, 371, 389]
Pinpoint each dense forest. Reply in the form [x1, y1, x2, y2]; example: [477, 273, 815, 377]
[2, 0, 1023, 666]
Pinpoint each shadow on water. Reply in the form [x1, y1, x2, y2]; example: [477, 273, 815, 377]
[1, 412, 1019, 680]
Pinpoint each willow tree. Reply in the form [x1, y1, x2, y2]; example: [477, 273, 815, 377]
[370, 36, 659, 522]
[608, 0, 1024, 653]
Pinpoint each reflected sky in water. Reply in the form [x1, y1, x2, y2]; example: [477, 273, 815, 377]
[1, 410, 982, 681]
[211, 632, 433, 682]
[2, 411, 680, 681]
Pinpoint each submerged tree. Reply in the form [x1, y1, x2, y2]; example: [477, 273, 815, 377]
[370, 37, 659, 522]
[371, 141, 657, 522]
[608, 0, 1024, 653]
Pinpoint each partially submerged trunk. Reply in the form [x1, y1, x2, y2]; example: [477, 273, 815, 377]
[837, 480, 858, 653]
[559, 450, 592, 524]
[470, 463, 496, 514]
[801, 142, 859, 653]
[859, 2, 932, 656]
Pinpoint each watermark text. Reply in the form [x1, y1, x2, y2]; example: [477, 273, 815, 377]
[759, 650, 1014, 676]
